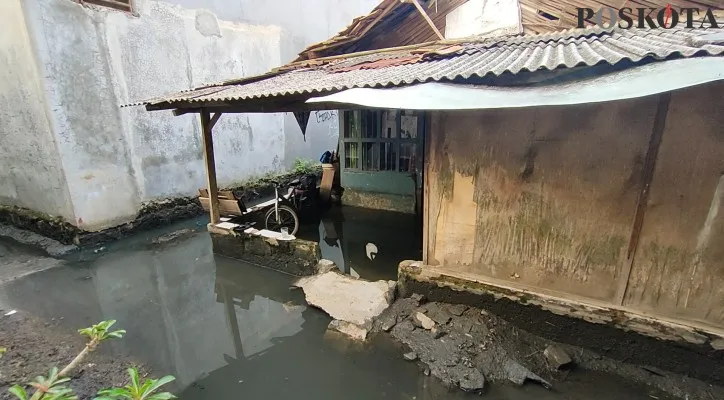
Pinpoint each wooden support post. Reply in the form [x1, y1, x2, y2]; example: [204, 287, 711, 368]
[201, 109, 221, 224]
[209, 112, 222, 130]
[615, 92, 671, 305]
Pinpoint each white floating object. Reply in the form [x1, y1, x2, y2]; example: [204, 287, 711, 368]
[4, 310, 17, 316]
[366, 242, 378, 260]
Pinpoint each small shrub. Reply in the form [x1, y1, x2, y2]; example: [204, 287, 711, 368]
[292, 158, 318, 175]
[6, 320, 175, 400]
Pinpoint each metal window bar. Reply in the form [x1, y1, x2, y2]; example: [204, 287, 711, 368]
[341, 110, 423, 173]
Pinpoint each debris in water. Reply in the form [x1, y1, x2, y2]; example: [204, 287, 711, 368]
[4, 310, 17, 316]
[315, 259, 338, 274]
[458, 370, 485, 392]
[544, 345, 573, 369]
[295, 271, 395, 340]
[403, 352, 418, 361]
[504, 359, 551, 388]
[152, 229, 196, 245]
[380, 313, 398, 332]
[414, 312, 435, 330]
[328, 320, 368, 341]
[294, 272, 395, 327]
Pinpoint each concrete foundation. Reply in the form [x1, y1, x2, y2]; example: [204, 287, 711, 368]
[397, 261, 724, 386]
[209, 225, 320, 276]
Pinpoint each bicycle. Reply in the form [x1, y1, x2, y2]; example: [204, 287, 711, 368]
[263, 180, 300, 236]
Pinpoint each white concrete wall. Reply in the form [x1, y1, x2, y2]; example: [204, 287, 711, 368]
[2, 0, 374, 230]
[0, 0, 75, 220]
[22, 0, 286, 230]
[153, 0, 380, 168]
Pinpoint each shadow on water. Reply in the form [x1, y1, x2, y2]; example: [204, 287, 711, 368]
[297, 206, 423, 281]
[0, 219, 666, 399]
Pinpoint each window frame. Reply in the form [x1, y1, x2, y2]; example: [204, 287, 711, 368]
[341, 109, 423, 173]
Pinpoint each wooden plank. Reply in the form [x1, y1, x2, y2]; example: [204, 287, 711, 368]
[209, 112, 222, 130]
[201, 109, 221, 223]
[199, 198, 243, 216]
[422, 112, 433, 264]
[320, 164, 335, 201]
[615, 92, 672, 305]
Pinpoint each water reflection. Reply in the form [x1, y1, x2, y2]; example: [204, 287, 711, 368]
[300, 206, 423, 281]
[0, 223, 664, 400]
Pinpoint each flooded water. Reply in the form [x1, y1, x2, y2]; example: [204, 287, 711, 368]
[0, 212, 667, 399]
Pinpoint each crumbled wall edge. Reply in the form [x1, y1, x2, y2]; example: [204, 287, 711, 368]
[209, 227, 321, 276]
[397, 260, 724, 349]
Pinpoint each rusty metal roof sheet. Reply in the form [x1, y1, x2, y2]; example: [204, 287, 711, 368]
[134, 27, 724, 109]
[294, 0, 722, 60]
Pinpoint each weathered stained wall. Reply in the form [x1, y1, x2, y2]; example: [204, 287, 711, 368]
[426, 82, 724, 330]
[2, 0, 363, 231]
[0, 0, 74, 220]
[166, 0, 380, 168]
[19, 0, 287, 230]
[623, 82, 724, 327]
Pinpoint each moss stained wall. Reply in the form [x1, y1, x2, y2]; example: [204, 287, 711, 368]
[623, 82, 724, 327]
[425, 82, 724, 329]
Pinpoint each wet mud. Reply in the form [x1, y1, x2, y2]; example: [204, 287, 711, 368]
[376, 293, 724, 400]
[0, 311, 147, 399]
[400, 279, 724, 388]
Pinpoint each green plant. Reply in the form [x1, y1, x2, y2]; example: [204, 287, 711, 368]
[292, 158, 318, 175]
[7, 320, 174, 400]
[95, 368, 175, 400]
[9, 367, 76, 400]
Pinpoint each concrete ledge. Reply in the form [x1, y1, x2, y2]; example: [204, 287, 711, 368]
[210, 226, 321, 276]
[398, 260, 724, 386]
[342, 189, 415, 214]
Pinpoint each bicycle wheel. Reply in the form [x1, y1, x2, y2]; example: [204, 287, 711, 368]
[264, 205, 299, 236]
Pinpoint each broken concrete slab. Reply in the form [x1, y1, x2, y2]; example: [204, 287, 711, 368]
[328, 320, 368, 341]
[430, 326, 444, 339]
[544, 345, 573, 369]
[315, 259, 338, 274]
[379, 313, 398, 332]
[415, 312, 435, 330]
[294, 272, 396, 326]
[447, 304, 468, 316]
[410, 293, 425, 305]
[424, 303, 452, 325]
[459, 369, 485, 392]
[504, 359, 552, 388]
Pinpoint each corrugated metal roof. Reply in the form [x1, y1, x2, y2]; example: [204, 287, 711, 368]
[134, 27, 724, 109]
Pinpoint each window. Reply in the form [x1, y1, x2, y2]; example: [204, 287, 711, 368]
[84, 0, 133, 12]
[342, 110, 422, 172]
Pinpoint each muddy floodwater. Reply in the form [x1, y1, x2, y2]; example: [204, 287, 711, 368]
[0, 212, 675, 399]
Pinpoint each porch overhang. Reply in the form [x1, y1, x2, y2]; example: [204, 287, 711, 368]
[306, 57, 724, 110]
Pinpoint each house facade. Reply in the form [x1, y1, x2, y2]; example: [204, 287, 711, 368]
[134, 0, 724, 346]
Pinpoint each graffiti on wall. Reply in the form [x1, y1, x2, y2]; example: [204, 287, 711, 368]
[314, 110, 338, 124]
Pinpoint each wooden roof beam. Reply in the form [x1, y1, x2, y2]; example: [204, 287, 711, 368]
[403, 0, 445, 40]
